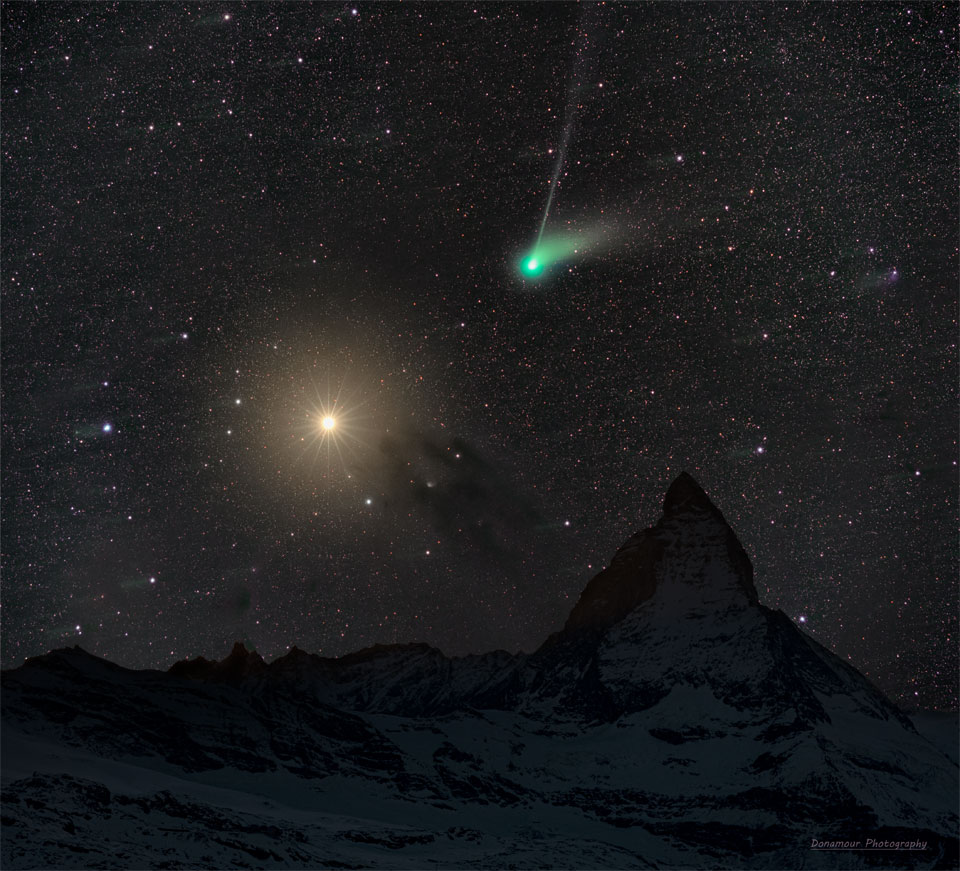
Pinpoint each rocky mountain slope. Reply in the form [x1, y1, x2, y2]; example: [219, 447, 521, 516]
[3, 473, 957, 869]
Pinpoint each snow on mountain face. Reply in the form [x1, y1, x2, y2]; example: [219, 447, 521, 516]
[3, 473, 957, 869]
[563, 471, 758, 637]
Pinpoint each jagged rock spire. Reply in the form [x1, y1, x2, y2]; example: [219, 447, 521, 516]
[561, 472, 756, 636]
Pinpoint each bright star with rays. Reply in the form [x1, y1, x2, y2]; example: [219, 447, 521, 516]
[295, 378, 373, 478]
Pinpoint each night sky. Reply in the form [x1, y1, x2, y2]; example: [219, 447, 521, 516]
[3, 2, 956, 709]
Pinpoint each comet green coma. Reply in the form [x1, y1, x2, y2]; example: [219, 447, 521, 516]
[517, 231, 596, 280]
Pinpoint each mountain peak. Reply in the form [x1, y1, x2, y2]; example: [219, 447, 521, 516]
[228, 641, 254, 659]
[221, 642, 265, 673]
[168, 642, 265, 682]
[561, 471, 756, 636]
[663, 471, 714, 516]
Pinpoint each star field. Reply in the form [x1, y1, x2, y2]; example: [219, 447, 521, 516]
[2, 3, 956, 709]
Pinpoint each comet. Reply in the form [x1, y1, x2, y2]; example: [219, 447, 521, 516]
[516, 226, 604, 281]
[519, 6, 601, 281]
[536, 119, 575, 248]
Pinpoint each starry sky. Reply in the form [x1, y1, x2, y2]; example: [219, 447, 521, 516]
[2, 2, 956, 709]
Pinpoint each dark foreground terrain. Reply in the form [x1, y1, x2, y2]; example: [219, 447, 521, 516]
[3, 474, 957, 868]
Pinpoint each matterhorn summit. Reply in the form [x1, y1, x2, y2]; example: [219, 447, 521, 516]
[563, 470, 758, 637]
[3, 473, 956, 869]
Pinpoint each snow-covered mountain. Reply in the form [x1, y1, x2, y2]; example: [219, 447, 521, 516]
[3, 473, 957, 869]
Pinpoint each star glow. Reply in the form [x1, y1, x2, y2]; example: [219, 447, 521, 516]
[296, 380, 372, 478]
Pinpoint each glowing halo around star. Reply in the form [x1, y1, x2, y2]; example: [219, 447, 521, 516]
[303, 400, 354, 473]
[294, 378, 374, 478]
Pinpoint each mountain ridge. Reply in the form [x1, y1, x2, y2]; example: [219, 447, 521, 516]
[3, 472, 957, 869]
